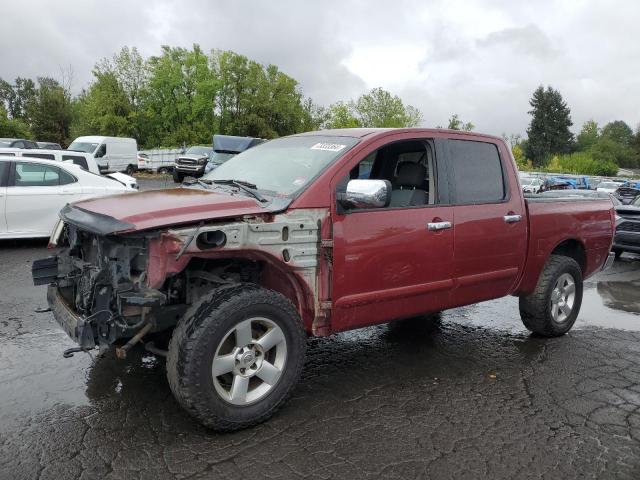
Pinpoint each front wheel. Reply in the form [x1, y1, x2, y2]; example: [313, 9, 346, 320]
[519, 255, 583, 337]
[166, 284, 306, 431]
[172, 170, 184, 183]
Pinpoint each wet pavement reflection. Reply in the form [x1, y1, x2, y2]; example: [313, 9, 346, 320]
[2, 225, 640, 477]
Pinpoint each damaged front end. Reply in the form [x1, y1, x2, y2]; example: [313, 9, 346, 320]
[33, 212, 175, 352]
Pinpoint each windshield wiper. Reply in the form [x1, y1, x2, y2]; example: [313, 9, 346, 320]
[183, 177, 213, 190]
[212, 179, 268, 203]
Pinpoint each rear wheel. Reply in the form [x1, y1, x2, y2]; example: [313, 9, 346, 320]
[158, 167, 169, 175]
[125, 164, 136, 175]
[166, 284, 306, 431]
[519, 255, 583, 337]
[173, 170, 184, 183]
[613, 248, 623, 259]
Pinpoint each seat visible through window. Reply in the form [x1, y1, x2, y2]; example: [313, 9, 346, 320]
[390, 162, 427, 207]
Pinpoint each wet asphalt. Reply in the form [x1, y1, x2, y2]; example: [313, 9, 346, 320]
[2, 177, 640, 479]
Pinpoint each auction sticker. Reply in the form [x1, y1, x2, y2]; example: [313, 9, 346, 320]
[310, 143, 347, 152]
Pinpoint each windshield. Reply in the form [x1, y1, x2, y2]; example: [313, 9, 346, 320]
[68, 142, 99, 153]
[186, 146, 212, 156]
[210, 152, 234, 165]
[203, 135, 359, 196]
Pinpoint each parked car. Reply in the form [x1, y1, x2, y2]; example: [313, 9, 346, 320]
[597, 180, 626, 193]
[0, 156, 134, 239]
[0, 148, 138, 190]
[612, 195, 640, 258]
[614, 183, 640, 205]
[172, 145, 213, 182]
[543, 176, 576, 191]
[68, 136, 138, 174]
[204, 135, 265, 175]
[521, 177, 543, 193]
[0, 138, 38, 149]
[34, 128, 615, 431]
[540, 189, 621, 203]
[36, 141, 62, 150]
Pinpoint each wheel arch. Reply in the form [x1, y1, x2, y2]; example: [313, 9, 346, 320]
[550, 238, 586, 273]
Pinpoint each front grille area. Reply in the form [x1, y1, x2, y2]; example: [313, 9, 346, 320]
[177, 158, 197, 165]
[617, 221, 640, 233]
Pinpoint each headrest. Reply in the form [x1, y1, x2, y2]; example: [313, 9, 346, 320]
[396, 162, 426, 189]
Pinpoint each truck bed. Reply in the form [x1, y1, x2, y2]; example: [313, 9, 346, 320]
[514, 195, 615, 294]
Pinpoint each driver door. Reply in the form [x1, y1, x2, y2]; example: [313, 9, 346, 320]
[330, 134, 455, 332]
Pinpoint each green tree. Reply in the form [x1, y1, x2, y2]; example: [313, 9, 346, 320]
[0, 105, 31, 138]
[576, 119, 599, 151]
[354, 87, 421, 127]
[324, 87, 421, 129]
[525, 85, 574, 166]
[601, 120, 633, 147]
[28, 77, 72, 145]
[325, 101, 360, 129]
[446, 113, 474, 131]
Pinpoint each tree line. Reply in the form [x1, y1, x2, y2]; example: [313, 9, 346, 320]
[1, 45, 638, 177]
[0, 45, 421, 148]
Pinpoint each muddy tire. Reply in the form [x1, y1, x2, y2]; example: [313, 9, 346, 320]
[519, 255, 583, 337]
[166, 284, 306, 431]
[172, 170, 184, 183]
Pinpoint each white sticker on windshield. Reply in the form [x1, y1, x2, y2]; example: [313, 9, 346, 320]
[310, 142, 347, 152]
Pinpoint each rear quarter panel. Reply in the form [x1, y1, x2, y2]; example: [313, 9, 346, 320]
[514, 198, 614, 294]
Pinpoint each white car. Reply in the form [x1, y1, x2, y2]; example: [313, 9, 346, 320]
[597, 181, 626, 193]
[0, 147, 138, 190]
[0, 156, 134, 239]
[521, 177, 543, 193]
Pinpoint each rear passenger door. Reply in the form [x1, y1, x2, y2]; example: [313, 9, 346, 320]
[446, 138, 527, 305]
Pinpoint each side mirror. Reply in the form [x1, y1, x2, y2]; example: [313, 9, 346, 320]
[338, 179, 392, 210]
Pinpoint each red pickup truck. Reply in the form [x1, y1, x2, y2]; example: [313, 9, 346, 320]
[33, 128, 615, 431]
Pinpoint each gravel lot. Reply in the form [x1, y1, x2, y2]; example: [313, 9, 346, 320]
[1, 176, 640, 479]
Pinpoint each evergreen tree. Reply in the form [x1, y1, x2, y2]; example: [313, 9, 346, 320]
[525, 86, 574, 166]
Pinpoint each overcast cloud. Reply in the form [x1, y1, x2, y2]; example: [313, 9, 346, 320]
[1, 0, 638, 136]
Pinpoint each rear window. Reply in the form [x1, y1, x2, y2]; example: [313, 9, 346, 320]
[23, 152, 55, 160]
[63, 154, 88, 170]
[449, 140, 505, 204]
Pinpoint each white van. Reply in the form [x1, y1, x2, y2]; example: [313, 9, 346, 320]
[68, 136, 138, 174]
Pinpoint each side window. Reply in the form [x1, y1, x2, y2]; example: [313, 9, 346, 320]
[95, 144, 106, 158]
[14, 163, 61, 187]
[23, 153, 55, 161]
[59, 169, 76, 185]
[63, 154, 88, 170]
[0, 161, 9, 186]
[13, 141, 24, 148]
[344, 139, 436, 208]
[448, 140, 505, 204]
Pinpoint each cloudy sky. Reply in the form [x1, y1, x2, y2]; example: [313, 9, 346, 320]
[2, 0, 638, 136]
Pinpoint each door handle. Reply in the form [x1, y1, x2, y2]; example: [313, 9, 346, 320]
[427, 221, 452, 231]
[504, 214, 522, 223]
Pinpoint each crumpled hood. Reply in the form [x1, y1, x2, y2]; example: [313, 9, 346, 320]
[62, 188, 279, 235]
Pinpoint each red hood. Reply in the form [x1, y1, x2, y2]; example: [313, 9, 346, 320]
[71, 188, 268, 232]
